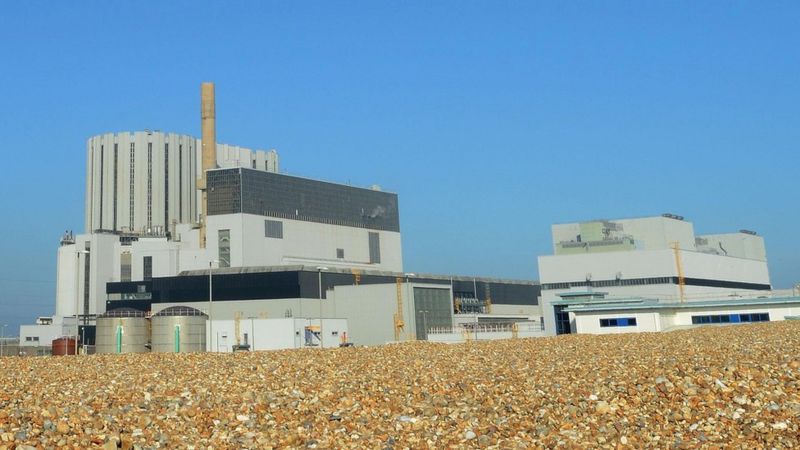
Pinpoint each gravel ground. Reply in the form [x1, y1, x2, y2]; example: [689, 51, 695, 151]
[1, 321, 799, 449]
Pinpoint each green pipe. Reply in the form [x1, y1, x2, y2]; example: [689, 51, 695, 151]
[116, 325, 123, 354]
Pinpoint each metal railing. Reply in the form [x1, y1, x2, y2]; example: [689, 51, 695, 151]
[427, 321, 544, 335]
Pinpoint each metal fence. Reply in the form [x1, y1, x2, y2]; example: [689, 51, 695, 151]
[427, 321, 544, 335]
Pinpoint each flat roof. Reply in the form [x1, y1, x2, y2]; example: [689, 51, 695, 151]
[563, 296, 800, 313]
[179, 264, 539, 286]
[208, 166, 398, 195]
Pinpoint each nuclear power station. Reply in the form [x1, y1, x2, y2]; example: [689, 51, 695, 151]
[18, 83, 800, 355]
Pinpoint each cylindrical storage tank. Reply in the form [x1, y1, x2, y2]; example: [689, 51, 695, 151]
[151, 306, 207, 353]
[96, 308, 150, 354]
[52, 337, 77, 356]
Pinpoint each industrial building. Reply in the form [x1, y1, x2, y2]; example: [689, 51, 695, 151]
[539, 215, 800, 335]
[20, 82, 542, 353]
[103, 266, 539, 347]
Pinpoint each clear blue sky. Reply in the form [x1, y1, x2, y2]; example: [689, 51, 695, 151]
[1, 2, 798, 333]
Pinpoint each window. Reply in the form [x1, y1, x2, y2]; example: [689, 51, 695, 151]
[143, 256, 152, 281]
[99, 145, 104, 227]
[413, 287, 452, 340]
[336, 248, 344, 259]
[265, 220, 283, 239]
[692, 313, 769, 325]
[164, 143, 169, 227]
[599, 317, 637, 327]
[368, 232, 380, 264]
[120, 253, 132, 282]
[113, 143, 118, 230]
[178, 144, 183, 222]
[129, 142, 135, 230]
[554, 305, 571, 335]
[218, 229, 230, 267]
[146, 142, 152, 228]
[83, 243, 90, 326]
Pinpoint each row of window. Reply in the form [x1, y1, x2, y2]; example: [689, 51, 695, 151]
[599, 317, 638, 327]
[691, 313, 769, 324]
[543, 277, 672, 290]
[25, 336, 40, 342]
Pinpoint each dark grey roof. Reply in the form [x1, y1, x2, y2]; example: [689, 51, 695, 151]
[153, 306, 207, 317]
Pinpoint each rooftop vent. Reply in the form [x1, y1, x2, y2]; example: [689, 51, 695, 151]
[662, 213, 685, 221]
[739, 229, 757, 235]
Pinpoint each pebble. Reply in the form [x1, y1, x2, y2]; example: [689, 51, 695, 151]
[595, 401, 612, 414]
[0, 321, 797, 447]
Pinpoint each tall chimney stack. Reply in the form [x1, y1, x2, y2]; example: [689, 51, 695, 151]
[199, 82, 216, 248]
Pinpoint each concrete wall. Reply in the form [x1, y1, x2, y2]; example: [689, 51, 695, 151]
[213, 143, 279, 173]
[208, 318, 348, 352]
[668, 304, 800, 328]
[151, 281, 446, 347]
[489, 303, 542, 317]
[326, 283, 405, 346]
[55, 234, 119, 320]
[552, 217, 696, 253]
[573, 311, 661, 334]
[571, 301, 800, 334]
[19, 323, 71, 348]
[680, 250, 770, 285]
[206, 213, 404, 272]
[86, 132, 281, 234]
[696, 233, 767, 261]
[54, 245, 78, 318]
[85, 132, 198, 233]
[130, 238, 181, 280]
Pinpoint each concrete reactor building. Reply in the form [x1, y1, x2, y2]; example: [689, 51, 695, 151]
[84, 131, 278, 234]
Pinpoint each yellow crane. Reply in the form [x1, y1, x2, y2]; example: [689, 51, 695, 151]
[394, 277, 404, 341]
[671, 241, 686, 303]
[234, 311, 242, 347]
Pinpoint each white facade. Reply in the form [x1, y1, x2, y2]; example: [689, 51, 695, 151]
[85, 132, 279, 234]
[55, 233, 120, 319]
[148, 280, 449, 347]
[205, 214, 404, 272]
[552, 216, 696, 253]
[19, 319, 72, 348]
[695, 232, 767, 261]
[569, 298, 800, 334]
[208, 318, 348, 352]
[539, 215, 774, 336]
[53, 202, 405, 329]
